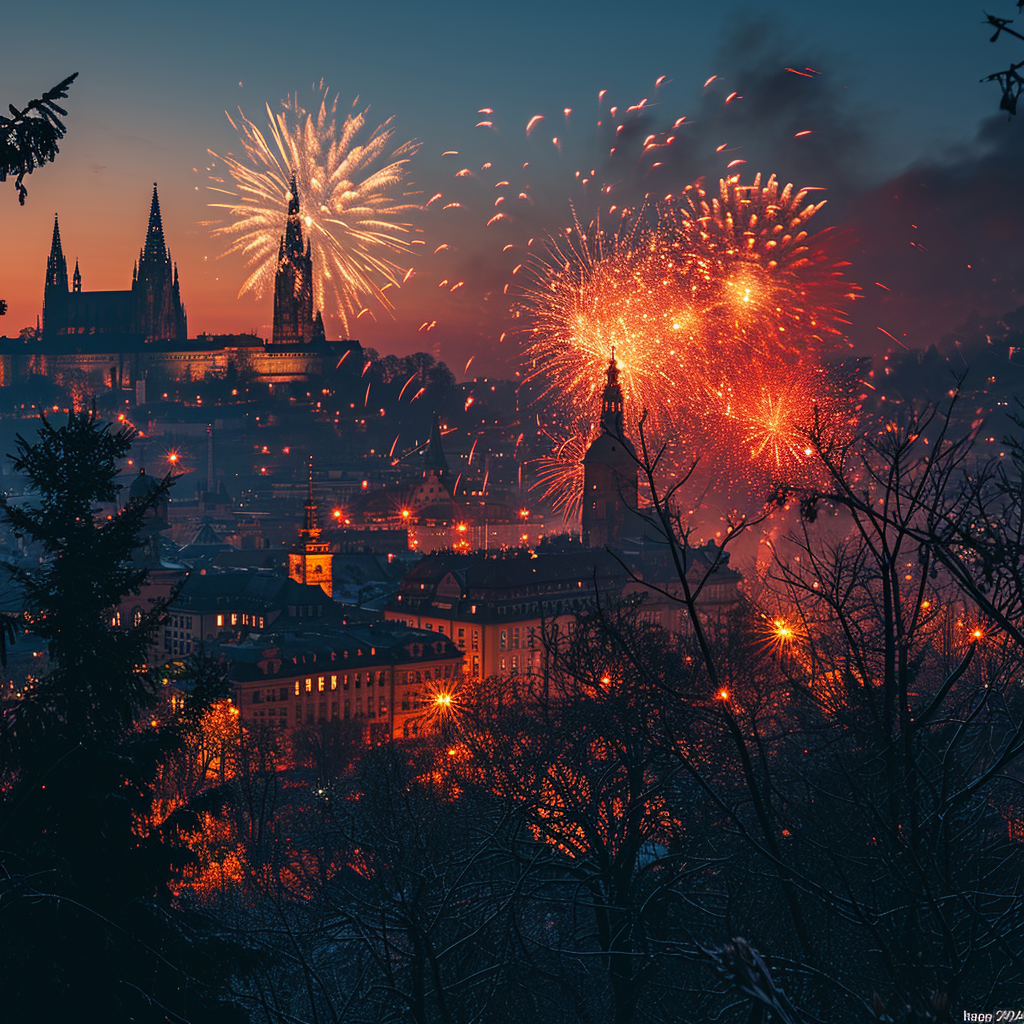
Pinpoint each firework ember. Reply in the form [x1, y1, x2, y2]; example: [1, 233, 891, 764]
[208, 84, 421, 333]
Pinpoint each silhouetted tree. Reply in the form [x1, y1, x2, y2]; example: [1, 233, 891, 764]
[0, 410, 246, 1023]
[0, 73, 77, 204]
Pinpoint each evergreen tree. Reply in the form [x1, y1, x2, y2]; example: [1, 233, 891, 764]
[0, 411, 246, 1023]
[0, 73, 77, 204]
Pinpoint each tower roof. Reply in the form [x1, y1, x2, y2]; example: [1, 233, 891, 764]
[141, 184, 169, 265]
[600, 351, 625, 434]
[49, 214, 63, 259]
[423, 414, 449, 473]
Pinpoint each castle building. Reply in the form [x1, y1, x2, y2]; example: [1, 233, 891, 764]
[581, 355, 640, 549]
[288, 463, 334, 596]
[43, 185, 186, 344]
[272, 174, 324, 346]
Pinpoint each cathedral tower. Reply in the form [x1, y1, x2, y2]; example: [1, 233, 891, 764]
[42, 215, 69, 340]
[581, 354, 639, 549]
[133, 185, 187, 343]
[288, 460, 333, 596]
[272, 174, 315, 345]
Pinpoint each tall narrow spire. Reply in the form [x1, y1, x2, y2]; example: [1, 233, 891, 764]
[289, 455, 333, 596]
[72, 259, 81, 292]
[423, 413, 449, 474]
[141, 183, 169, 264]
[303, 457, 319, 535]
[284, 173, 304, 260]
[42, 214, 69, 339]
[272, 173, 315, 344]
[46, 214, 67, 286]
[49, 214, 63, 260]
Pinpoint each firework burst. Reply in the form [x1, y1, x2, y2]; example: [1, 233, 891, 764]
[517, 173, 858, 507]
[208, 84, 421, 333]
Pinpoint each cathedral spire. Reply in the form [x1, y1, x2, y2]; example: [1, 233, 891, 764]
[49, 214, 63, 262]
[141, 184, 169, 265]
[284, 172, 305, 261]
[46, 214, 67, 285]
[42, 214, 69, 339]
[73, 259, 81, 292]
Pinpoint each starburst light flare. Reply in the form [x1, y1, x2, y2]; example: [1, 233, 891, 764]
[208, 84, 421, 333]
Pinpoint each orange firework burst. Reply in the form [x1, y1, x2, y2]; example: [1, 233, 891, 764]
[517, 173, 857, 491]
[208, 84, 421, 334]
[660, 173, 855, 361]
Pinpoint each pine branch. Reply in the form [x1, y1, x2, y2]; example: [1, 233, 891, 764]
[0, 73, 78, 204]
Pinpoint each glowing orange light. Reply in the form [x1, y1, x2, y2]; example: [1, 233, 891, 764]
[773, 620, 793, 642]
[717, 688, 729, 701]
[401, 508, 410, 519]
[435, 692, 452, 707]
[456, 522, 467, 532]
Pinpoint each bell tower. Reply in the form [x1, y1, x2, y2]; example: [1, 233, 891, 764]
[581, 352, 639, 549]
[288, 459, 334, 596]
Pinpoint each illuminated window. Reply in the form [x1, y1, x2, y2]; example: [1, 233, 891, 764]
[500, 657, 506, 673]
[258, 616, 264, 628]
[305, 677, 312, 692]
[318, 676, 325, 692]
[231, 613, 238, 626]
[216, 614, 224, 627]
[330, 674, 337, 690]
[294, 680, 300, 696]
[472, 630, 479, 652]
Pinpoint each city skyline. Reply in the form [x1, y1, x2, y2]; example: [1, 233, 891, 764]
[1, 1, 1020, 376]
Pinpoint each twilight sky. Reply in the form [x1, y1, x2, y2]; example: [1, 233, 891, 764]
[0, 0, 1020, 374]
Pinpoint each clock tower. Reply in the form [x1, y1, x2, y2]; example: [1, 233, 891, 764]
[288, 461, 334, 596]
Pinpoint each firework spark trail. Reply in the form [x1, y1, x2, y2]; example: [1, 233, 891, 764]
[528, 428, 590, 523]
[208, 84, 421, 334]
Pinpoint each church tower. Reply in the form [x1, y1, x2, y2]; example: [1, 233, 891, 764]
[409, 414, 453, 507]
[581, 354, 639, 549]
[42, 215, 69, 340]
[272, 174, 315, 345]
[288, 460, 333, 596]
[133, 185, 187, 342]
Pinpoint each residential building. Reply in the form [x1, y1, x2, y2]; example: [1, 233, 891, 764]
[221, 620, 464, 742]
[384, 549, 626, 679]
